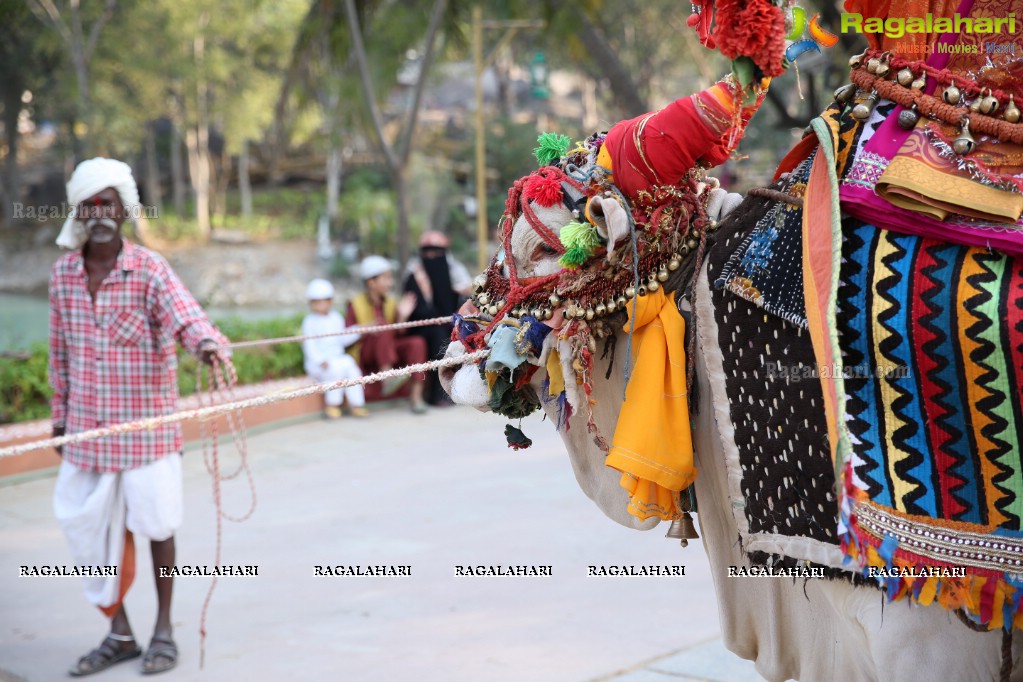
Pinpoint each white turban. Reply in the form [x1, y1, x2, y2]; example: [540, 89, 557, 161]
[56, 158, 141, 250]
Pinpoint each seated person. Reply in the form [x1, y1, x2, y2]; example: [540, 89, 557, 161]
[345, 256, 428, 414]
[302, 278, 367, 418]
[402, 231, 471, 405]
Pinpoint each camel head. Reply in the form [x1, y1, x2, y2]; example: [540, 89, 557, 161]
[440, 79, 759, 530]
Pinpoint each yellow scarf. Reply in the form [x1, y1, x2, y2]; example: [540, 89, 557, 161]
[605, 289, 695, 521]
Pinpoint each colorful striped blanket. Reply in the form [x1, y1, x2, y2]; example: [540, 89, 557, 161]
[837, 223, 1023, 630]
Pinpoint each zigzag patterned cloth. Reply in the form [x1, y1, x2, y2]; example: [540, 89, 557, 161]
[837, 222, 1023, 630]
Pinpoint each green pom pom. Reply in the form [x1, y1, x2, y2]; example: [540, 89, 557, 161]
[559, 245, 592, 269]
[534, 132, 572, 166]
[559, 220, 600, 251]
[558, 221, 601, 268]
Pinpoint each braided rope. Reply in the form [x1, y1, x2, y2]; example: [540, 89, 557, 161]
[0, 351, 489, 459]
[225, 315, 451, 349]
[849, 69, 1023, 145]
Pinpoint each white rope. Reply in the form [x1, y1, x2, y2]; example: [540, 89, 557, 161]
[225, 316, 452, 349]
[0, 350, 489, 459]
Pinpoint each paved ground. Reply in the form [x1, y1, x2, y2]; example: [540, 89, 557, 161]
[0, 403, 764, 682]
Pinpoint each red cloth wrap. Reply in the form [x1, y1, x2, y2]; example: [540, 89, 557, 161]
[602, 81, 750, 199]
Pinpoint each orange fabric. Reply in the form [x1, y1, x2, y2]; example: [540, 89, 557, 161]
[802, 145, 841, 462]
[773, 134, 819, 181]
[606, 289, 695, 521]
[99, 530, 135, 618]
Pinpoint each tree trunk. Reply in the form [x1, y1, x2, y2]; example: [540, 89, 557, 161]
[144, 123, 163, 215]
[561, 1, 648, 118]
[170, 123, 186, 218]
[393, 166, 410, 269]
[185, 127, 211, 240]
[214, 137, 230, 225]
[239, 140, 252, 218]
[326, 141, 342, 228]
[189, 15, 211, 241]
[2, 84, 21, 223]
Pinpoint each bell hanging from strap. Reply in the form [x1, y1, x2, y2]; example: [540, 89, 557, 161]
[665, 512, 700, 548]
[953, 118, 976, 156]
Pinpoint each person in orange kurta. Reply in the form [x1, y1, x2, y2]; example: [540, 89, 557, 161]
[345, 256, 428, 413]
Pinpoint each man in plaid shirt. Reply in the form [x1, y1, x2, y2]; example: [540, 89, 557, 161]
[49, 158, 230, 676]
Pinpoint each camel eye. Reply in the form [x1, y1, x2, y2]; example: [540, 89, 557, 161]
[533, 242, 559, 259]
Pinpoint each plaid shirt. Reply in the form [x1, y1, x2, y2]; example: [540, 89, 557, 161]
[49, 241, 226, 472]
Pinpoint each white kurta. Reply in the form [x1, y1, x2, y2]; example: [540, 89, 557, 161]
[301, 310, 364, 407]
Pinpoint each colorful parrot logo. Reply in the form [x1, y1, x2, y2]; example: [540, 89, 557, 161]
[785, 6, 840, 62]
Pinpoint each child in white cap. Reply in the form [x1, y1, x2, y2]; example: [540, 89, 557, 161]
[302, 278, 367, 418]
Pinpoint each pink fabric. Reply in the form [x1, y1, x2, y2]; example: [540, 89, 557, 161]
[835, 0, 1023, 256]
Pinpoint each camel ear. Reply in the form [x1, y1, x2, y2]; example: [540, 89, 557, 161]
[586, 193, 630, 258]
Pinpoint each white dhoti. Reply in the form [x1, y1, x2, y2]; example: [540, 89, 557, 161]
[53, 454, 183, 610]
[309, 356, 365, 408]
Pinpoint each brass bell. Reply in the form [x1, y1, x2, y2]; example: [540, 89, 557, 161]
[541, 307, 552, 320]
[665, 512, 700, 548]
[616, 296, 627, 308]
[667, 257, 681, 271]
[866, 57, 881, 74]
[638, 284, 648, 296]
[852, 91, 880, 120]
[606, 299, 616, 313]
[943, 81, 962, 105]
[849, 52, 865, 69]
[574, 305, 586, 319]
[625, 285, 636, 298]
[834, 84, 857, 104]
[875, 60, 890, 78]
[657, 268, 669, 282]
[584, 308, 595, 321]
[686, 238, 699, 250]
[953, 118, 975, 156]
[896, 68, 914, 87]
[970, 97, 982, 113]
[488, 304, 498, 315]
[478, 292, 490, 306]
[549, 293, 561, 306]
[595, 302, 607, 316]
[911, 75, 927, 91]
[1005, 95, 1021, 123]
[647, 279, 660, 292]
[897, 105, 920, 130]
[980, 91, 999, 116]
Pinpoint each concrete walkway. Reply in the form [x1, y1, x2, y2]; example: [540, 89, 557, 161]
[0, 404, 764, 682]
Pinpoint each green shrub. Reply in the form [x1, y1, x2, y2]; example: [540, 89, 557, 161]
[0, 315, 307, 425]
[0, 343, 52, 424]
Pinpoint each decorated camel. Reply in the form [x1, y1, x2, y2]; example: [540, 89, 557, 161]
[439, 0, 1023, 679]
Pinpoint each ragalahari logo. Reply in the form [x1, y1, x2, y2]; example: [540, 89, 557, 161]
[785, 6, 840, 62]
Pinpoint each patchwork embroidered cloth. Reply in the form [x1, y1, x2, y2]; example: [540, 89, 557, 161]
[837, 223, 1023, 630]
[715, 156, 812, 328]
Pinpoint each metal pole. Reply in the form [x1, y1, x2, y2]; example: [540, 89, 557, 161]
[473, 5, 488, 273]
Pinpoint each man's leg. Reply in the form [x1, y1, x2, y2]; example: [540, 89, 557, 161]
[395, 335, 429, 412]
[123, 454, 183, 674]
[54, 460, 143, 675]
[146, 536, 176, 672]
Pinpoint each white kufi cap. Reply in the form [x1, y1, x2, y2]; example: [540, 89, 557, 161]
[306, 278, 335, 300]
[359, 255, 392, 280]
